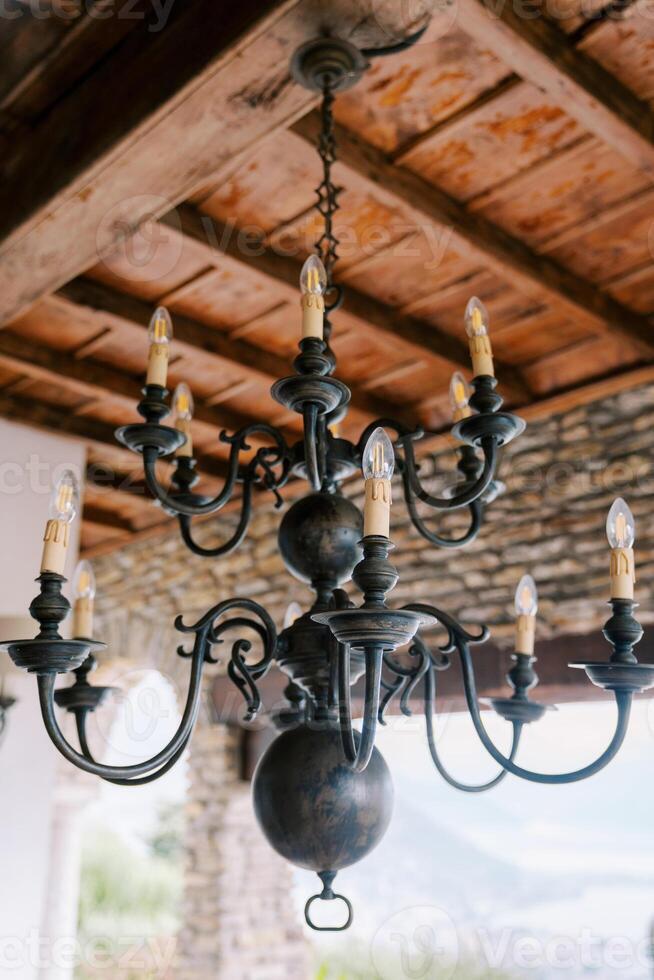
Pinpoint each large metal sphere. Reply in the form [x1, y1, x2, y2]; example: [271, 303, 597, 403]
[252, 723, 394, 872]
[278, 492, 363, 586]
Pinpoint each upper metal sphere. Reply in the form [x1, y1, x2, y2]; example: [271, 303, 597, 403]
[278, 492, 363, 587]
[252, 723, 393, 872]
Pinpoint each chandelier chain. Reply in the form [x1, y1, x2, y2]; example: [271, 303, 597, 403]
[314, 81, 343, 305]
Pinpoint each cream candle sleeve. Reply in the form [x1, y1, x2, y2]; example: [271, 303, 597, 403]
[363, 478, 391, 538]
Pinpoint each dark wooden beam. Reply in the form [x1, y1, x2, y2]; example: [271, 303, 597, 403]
[168, 204, 530, 402]
[291, 113, 654, 357]
[0, 0, 428, 324]
[0, 328, 263, 436]
[457, 0, 654, 178]
[0, 389, 229, 479]
[83, 503, 135, 533]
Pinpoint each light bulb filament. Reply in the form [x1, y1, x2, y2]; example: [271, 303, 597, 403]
[152, 315, 169, 342]
[372, 440, 385, 478]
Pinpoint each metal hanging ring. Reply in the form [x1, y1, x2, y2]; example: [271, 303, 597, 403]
[304, 891, 354, 932]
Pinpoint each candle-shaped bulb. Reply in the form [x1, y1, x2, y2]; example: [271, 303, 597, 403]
[515, 574, 538, 616]
[362, 427, 395, 481]
[41, 470, 79, 575]
[148, 306, 173, 345]
[283, 601, 303, 629]
[72, 559, 96, 638]
[146, 306, 173, 387]
[449, 371, 473, 421]
[607, 498, 636, 599]
[514, 573, 538, 654]
[299, 255, 326, 340]
[173, 382, 194, 421]
[464, 297, 494, 378]
[606, 497, 635, 549]
[464, 297, 489, 337]
[300, 254, 327, 296]
[73, 559, 96, 601]
[172, 382, 194, 457]
[362, 427, 394, 538]
[49, 470, 79, 525]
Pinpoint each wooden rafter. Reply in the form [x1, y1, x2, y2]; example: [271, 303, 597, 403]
[0, 329, 269, 438]
[457, 0, 654, 177]
[291, 113, 654, 355]
[0, 388, 229, 480]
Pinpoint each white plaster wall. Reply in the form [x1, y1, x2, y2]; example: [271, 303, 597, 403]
[0, 419, 85, 980]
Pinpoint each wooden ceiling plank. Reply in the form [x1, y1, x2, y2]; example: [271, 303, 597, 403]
[456, 0, 654, 177]
[165, 203, 530, 402]
[291, 114, 654, 356]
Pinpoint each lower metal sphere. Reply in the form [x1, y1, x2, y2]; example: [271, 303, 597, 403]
[278, 492, 363, 586]
[252, 723, 394, 872]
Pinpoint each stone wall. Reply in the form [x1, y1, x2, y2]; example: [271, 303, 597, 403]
[94, 381, 654, 650]
[90, 380, 654, 978]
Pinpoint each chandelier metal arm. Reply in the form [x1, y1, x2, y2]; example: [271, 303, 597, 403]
[458, 647, 633, 783]
[337, 642, 384, 773]
[401, 464, 483, 548]
[180, 598, 277, 723]
[75, 708, 193, 786]
[424, 664, 522, 792]
[178, 479, 255, 558]
[141, 423, 290, 519]
[36, 636, 207, 779]
[400, 433, 499, 511]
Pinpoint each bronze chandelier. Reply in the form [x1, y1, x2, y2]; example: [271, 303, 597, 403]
[4, 35, 654, 931]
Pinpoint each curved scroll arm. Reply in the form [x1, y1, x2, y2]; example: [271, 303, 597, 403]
[423, 660, 522, 793]
[178, 598, 277, 723]
[142, 423, 290, 518]
[401, 461, 482, 549]
[399, 433, 498, 512]
[457, 639, 632, 784]
[37, 627, 209, 779]
[405, 603, 633, 785]
[75, 708, 193, 786]
[178, 479, 254, 558]
[337, 643, 383, 773]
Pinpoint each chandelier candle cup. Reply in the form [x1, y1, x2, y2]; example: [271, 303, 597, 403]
[514, 574, 538, 656]
[146, 306, 173, 387]
[40, 471, 79, 575]
[607, 498, 636, 600]
[465, 297, 494, 379]
[72, 559, 96, 639]
[300, 254, 327, 340]
[449, 372, 473, 422]
[172, 382, 194, 457]
[362, 427, 394, 538]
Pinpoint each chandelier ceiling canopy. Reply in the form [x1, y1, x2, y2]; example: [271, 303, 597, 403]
[4, 31, 654, 933]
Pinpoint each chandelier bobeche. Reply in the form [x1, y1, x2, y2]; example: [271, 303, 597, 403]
[4, 35, 654, 932]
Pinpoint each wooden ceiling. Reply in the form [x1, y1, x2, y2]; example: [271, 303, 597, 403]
[0, 0, 653, 554]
